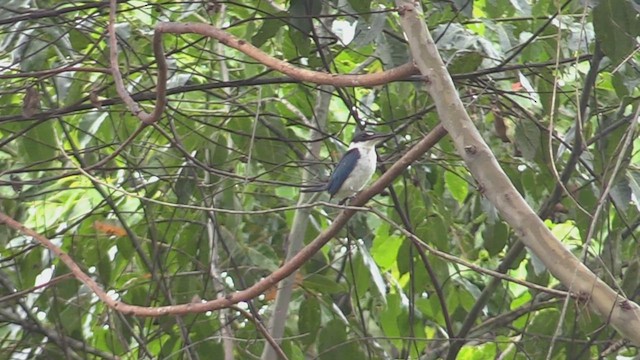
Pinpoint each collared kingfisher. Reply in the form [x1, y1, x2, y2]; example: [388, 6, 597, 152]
[302, 131, 391, 203]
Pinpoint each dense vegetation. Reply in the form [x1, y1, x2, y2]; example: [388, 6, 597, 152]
[1, 0, 639, 359]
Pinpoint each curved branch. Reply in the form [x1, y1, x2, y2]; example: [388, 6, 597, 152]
[0, 56, 591, 125]
[108, 0, 416, 127]
[153, 22, 418, 87]
[109, 0, 167, 124]
[108, 0, 417, 125]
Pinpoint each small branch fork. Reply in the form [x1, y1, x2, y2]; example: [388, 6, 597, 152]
[108, 0, 167, 124]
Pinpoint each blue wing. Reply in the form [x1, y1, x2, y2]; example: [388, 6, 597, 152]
[327, 148, 360, 197]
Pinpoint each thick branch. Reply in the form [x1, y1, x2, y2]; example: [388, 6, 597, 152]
[394, 0, 640, 346]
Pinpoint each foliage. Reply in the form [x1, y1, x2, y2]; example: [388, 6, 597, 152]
[0, 0, 639, 359]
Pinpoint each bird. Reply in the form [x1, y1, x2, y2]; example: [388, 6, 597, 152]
[302, 131, 391, 203]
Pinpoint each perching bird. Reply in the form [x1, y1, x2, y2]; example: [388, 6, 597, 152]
[302, 131, 391, 203]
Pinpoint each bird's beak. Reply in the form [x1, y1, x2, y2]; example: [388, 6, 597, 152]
[372, 133, 393, 143]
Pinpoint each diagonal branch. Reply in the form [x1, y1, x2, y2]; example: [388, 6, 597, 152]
[394, 0, 640, 347]
[0, 124, 447, 317]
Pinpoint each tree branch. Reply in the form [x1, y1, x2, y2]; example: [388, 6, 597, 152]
[394, 0, 640, 346]
[109, 0, 167, 124]
[0, 124, 447, 316]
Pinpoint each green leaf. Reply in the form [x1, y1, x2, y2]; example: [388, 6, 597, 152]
[59, 72, 85, 106]
[347, 0, 371, 14]
[396, 239, 413, 276]
[445, 169, 469, 204]
[374, 27, 409, 67]
[416, 214, 448, 250]
[456, 283, 478, 312]
[622, 259, 640, 297]
[594, 114, 631, 177]
[96, 246, 112, 284]
[18, 246, 42, 287]
[287, 0, 321, 57]
[371, 223, 402, 270]
[317, 319, 347, 360]
[192, 318, 225, 358]
[522, 309, 562, 358]
[19, 120, 58, 165]
[538, 68, 557, 116]
[458, 342, 498, 359]
[13, 30, 51, 72]
[252, 14, 286, 47]
[452, 0, 474, 17]
[525, 259, 550, 287]
[303, 274, 347, 294]
[174, 166, 198, 204]
[245, 243, 279, 272]
[287, 28, 310, 57]
[159, 335, 180, 358]
[298, 297, 321, 346]
[351, 252, 370, 296]
[318, 319, 368, 359]
[53, 268, 80, 300]
[358, 243, 387, 301]
[449, 52, 483, 74]
[56, 305, 83, 336]
[593, 0, 640, 65]
[93, 325, 127, 354]
[288, 0, 321, 32]
[514, 119, 541, 161]
[281, 340, 305, 360]
[482, 221, 508, 256]
[610, 178, 631, 212]
[195, 340, 224, 359]
[352, 11, 386, 48]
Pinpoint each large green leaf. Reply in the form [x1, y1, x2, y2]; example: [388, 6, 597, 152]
[593, 0, 640, 65]
[317, 319, 364, 360]
[298, 296, 321, 346]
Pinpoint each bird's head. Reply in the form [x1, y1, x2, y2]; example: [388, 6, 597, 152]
[350, 130, 392, 149]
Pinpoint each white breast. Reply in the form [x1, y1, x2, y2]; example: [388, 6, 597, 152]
[334, 145, 377, 200]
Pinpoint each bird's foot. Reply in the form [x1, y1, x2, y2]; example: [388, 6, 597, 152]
[338, 196, 355, 205]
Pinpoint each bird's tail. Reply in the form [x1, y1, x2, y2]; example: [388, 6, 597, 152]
[299, 184, 327, 193]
